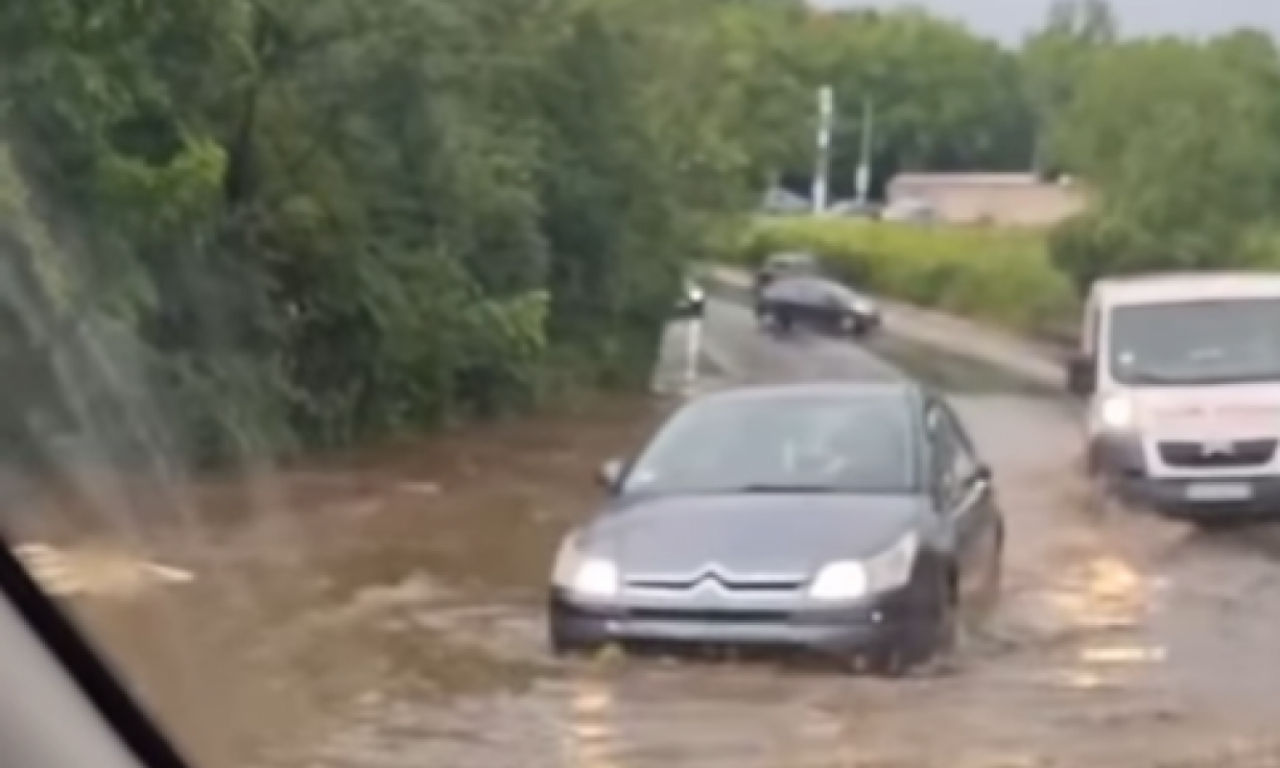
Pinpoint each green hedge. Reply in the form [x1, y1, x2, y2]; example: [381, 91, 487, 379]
[725, 217, 1078, 335]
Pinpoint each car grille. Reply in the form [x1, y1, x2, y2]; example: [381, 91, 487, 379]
[626, 574, 802, 592]
[1157, 439, 1277, 468]
[625, 608, 790, 623]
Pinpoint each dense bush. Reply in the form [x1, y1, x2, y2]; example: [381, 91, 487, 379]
[729, 217, 1077, 334]
[1045, 33, 1280, 288]
[0, 0, 812, 467]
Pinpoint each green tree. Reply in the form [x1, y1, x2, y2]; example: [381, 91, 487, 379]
[0, 0, 813, 467]
[1048, 34, 1280, 289]
[1021, 0, 1117, 173]
[788, 8, 1037, 197]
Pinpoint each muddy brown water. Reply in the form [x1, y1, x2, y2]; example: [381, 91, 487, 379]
[12, 301, 1280, 768]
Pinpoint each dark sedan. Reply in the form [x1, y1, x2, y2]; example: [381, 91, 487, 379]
[547, 382, 1004, 675]
[757, 275, 881, 337]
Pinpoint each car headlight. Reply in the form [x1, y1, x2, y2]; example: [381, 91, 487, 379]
[687, 286, 705, 302]
[1098, 393, 1135, 430]
[551, 536, 620, 598]
[850, 298, 877, 315]
[808, 531, 918, 600]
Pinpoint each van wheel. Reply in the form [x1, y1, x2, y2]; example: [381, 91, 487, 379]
[1084, 463, 1124, 520]
[1089, 479, 1118, 519]
[1191, 518, 1249, 533]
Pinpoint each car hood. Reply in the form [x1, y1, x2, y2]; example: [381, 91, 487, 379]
[582, 492, 925, 577]
[1126, 383, 1280, 440]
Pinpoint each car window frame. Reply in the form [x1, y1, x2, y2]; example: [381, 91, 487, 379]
[621, 393, 922, 496]
[926, 399, 980, 511]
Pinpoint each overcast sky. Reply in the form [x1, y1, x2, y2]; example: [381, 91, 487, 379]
[809, 0, 1280, 42]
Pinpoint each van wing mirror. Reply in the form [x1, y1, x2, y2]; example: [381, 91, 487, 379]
[971, 463, 992, 485]
[1065, 353, 1096, 396]
[596, 459, 625, 491]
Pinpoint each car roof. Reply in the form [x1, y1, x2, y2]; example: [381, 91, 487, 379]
[1092, 271, 1280, 307]
[763, 274, 859, 298]
[693, 380, 923, 407]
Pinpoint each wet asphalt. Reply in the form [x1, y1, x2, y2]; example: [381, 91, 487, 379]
[12, 296, 1280, 768]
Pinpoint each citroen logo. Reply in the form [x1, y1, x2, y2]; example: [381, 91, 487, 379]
[1201, 440, 1234, 457]
[694, 566, 729, 584]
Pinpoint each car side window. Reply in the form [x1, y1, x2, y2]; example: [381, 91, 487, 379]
[925, 406, 951, 502]
[928, 403, 979, 507]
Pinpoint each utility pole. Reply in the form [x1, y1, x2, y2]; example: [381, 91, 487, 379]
[812, 85, 833, 213]
[855, 96, 874, 204]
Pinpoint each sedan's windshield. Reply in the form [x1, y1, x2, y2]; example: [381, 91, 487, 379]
[621, 393, 917, 495]
[1108, 297, 1280, 386]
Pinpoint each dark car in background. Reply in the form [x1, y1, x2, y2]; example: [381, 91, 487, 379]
[757, 275, 881, 337]
[546, 382, 1004, 675]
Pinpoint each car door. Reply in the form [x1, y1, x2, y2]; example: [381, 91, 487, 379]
[928, 400, 999, 602]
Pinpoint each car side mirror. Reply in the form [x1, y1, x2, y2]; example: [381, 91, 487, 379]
[1065, 353, 1096, 397]
[971, 463, 993, 486]
[596, 459, 625, 491]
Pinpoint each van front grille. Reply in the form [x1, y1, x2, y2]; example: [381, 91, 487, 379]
[1158, 439, 1276, 468]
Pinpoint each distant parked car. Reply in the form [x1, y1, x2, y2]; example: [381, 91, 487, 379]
[761, 188, 811, 215]
[827, 199, 881, 219]
[882, 198, 936, 224]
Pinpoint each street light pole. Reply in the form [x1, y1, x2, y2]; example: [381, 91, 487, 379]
[855, 96, 874, 204]
[812, 85, 833, 213]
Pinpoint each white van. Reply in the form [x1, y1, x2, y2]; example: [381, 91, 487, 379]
[1066, 272, 1280, 526]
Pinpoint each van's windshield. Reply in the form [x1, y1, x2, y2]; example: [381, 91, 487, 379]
[1108, 297, 1280, 386]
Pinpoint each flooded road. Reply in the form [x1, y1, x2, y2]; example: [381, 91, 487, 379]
[12, 297, 1280, 768]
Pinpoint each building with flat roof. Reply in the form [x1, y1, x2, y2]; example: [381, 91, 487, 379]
[886, 172, 1087, 227]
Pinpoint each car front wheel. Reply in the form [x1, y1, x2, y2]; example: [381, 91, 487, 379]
[842, 314, 870, 337]
[860, 580, 958, 678]
[932, 586, 960, 658]
[909, 577, 961, 675]
[549, 627, 593, 657]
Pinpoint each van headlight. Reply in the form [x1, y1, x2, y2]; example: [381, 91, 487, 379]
[1098, 393, 1135, 430]
[552, 536, 620, 598]
[808, 531, 919, 600]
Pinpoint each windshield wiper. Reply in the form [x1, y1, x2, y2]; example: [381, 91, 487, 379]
[1124, 370, 1187, 385]
[734, 483, 847, 494]
[1126, 370, 1280, 387]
